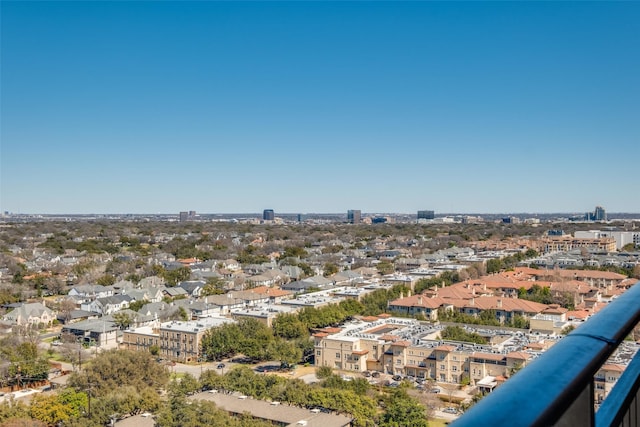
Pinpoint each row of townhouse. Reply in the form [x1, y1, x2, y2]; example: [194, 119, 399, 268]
[313, 315, 632, 403]
[541, 236, 617, 253]
[312, 317, 535, 389]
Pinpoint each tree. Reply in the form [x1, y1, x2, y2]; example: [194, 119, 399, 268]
[201, 323, 243, 361]
[168, 373, 200, 397]
[268, 340, 302, 367]
[128, 300, 146, 312]
[29, 390, 86, 426]
[316, 366, 333, 379]
[486, 259, 503, 274]
[202, 277, 226, 296]
[376, 261, 395, 275]
[323, 263, 339, 277]
[281, 246, 308, 259]
[272, 313, 307, 339]
[380, 389, 428, 427]
[177, 306, 189, 321]
[440, 326, 488, 345]
[68, 349, 169, 397]
[96, 275, 115, 287]
[112, 312, 133, 330]
[58, 298, 77, 324]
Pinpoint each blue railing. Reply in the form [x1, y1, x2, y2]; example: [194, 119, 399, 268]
[452, 281, 640, 427]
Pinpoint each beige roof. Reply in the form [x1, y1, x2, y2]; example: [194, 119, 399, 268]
[192, 392, 352, 427]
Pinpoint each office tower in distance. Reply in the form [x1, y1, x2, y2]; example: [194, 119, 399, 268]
[263, 209, 275, 221]
[347, 210, 361, 224]
[585, 206, 607, 222]
[417, 210, 435, 220]
[180, 211, 196, 221]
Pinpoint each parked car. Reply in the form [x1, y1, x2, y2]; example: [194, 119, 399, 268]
[217, 363, 225, 369]
[443, 407, 458, 414]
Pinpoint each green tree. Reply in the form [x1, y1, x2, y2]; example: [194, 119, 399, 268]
[29, 389, 87, 426]
[68, 349, 169, 397]
[323, 263, 339, 277]
[112, 312, 133, 330]
[201, 323, 243, 361]
[380, 388, 428, 427]
[128, 300, 146, 312]
[440, 326, 488, 344]
[281, 246, 308, 259]
[202, 277, 227, 296]
[272, 313, 308, 339]
[486, 258, 503, 274]
[376, 261, 395, 275]
[268, 340, 302, 367]
[168, 373, 200, 397]
[316, 366, 333, 379]
[96, 275, 116, 287]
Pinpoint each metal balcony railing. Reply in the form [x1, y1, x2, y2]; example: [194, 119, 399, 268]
[452, 281, 640, 427]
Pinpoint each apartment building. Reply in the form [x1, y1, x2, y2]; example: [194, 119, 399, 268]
[313, 317, 535, 386]
[594, 364, 624, 404]
[122, 316, 233, 363]
[541, 236, 616, 253]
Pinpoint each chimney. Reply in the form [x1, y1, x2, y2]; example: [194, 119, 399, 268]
[418, 297, 423, 305]
[497, 299, 502, 308]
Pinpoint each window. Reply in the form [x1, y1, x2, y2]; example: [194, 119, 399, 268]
[452, 366, 458, 372]
[336, 352, 340, 358]
[396, 359, 401, 365]
[317, 350, 321, 356]
[440, 364, 445, 370]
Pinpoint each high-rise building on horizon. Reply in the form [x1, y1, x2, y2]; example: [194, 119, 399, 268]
[180, 211, 196, 222]
[417, 210, 435, 220]
[585, 206, 607, 222]
[347, 210, 361, 224]
[263, 209, 275, 221]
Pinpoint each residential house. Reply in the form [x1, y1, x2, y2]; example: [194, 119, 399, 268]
[68, 284, 113, 303]
[163, 287, 188, 299]
[177, 281, 205, 298]
[3, 302, 56, 327]
[82, 295, 132, 315]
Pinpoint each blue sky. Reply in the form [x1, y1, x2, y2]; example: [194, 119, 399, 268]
[1, 1, 639, 214]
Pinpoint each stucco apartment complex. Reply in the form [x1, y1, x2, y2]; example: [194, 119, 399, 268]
[541, 236, 616, 253]
[313, 316, 534, 388]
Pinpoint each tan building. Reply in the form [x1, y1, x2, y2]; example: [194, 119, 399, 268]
[594, 364, 624, 404]
[313, 316, 534, 386]
[541, 236, 616, 253]
[121, 326, 160, 354]
[121, 317, 233, 363]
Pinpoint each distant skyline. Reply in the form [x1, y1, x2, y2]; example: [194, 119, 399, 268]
[2, 2, 639, 214]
